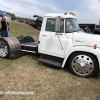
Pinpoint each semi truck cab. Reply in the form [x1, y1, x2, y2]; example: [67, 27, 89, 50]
[0, 12, 100, 78]
[38, 13, 80, 58]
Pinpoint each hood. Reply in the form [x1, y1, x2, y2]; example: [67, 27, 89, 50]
[73, 32, 100, 48]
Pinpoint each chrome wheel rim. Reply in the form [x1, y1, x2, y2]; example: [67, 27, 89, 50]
[72, 55, 94, 76]
[0, 41, 8, 57]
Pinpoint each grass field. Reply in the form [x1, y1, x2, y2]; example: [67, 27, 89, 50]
[0, 21, 100, 100]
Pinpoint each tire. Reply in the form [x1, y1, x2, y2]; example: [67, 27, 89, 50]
[0, 40, 9, 58]
[68, 52, 98, 78]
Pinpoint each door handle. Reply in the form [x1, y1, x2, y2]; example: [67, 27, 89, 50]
[42, 35, 47, 36]
[55, 34, 58, 35]
[59, 33, 63, 35]
[55, 33, 63, 35]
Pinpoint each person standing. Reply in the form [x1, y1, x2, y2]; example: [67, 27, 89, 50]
[1, 15, 9, 37]
[84, 26, 92, 33]
[80, 27, 84, 32]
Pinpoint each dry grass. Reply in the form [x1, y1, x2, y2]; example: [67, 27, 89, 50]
[0, 21, 100, 100]
[0, 20, 40, 37]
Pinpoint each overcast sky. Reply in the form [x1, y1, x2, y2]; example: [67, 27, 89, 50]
[0, 0, 100, 24]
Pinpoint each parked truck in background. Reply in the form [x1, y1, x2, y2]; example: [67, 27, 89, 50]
[33, 15, 43, 30]
[79, 23, 96, 33]
[25, 15, 43, 30]
[0, 12, 100, 78]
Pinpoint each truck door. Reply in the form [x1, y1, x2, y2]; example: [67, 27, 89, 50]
[40, 17, 67, 58]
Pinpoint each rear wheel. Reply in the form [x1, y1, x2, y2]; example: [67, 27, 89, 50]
[0, 40, 8, 58]
[68, 52, 98, 78]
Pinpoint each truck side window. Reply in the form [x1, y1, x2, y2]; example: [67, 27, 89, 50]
[45, 18, 64, 33]
[45, 18, 56, 32]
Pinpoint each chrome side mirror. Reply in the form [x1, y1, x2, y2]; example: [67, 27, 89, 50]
[55, 16, 61, 32]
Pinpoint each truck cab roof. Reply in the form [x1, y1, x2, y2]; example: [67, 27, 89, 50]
[44, 13, 76, 19]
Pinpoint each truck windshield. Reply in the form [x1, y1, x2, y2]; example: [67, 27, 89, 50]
[65, 18, 80, 33]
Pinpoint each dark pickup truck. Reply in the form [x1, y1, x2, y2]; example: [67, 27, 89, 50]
[93, 28, 100, 35]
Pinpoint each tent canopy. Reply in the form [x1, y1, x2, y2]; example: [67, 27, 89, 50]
[0, 10, 6, 16]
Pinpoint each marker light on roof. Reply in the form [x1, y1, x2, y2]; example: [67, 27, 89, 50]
[65, 12, 68, 15]
[70, 12, 75, 16]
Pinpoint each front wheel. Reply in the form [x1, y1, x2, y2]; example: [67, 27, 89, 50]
[68, 52, 98, 78]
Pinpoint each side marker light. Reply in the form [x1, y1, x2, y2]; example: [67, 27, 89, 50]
[94, 45, 97, 49]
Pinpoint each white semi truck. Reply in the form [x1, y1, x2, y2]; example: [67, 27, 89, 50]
[0, 12, 100, 78]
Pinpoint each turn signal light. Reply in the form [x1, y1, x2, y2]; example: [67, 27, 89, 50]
[94, 45, 97, 49]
